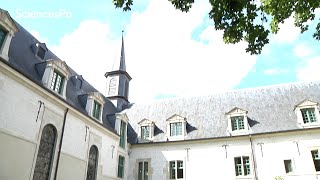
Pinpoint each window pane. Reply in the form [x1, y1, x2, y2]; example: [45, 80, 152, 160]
[138, 162, 143, 180]
[0, 27, 7, 48]
[284, 160, 292, 173]
[118, 156, 125, 178]
[169, 161, 175, 179]
[231, 116, 244, 131]
[50, 70, 65, 95]
[86, 146, 98, 180]
[93, 101, 101, 119]
[141, 126, 150, 139]
[301, 108, 317, 123]
[243, 156, 250, 175]
[234, 157, 242, 176]
[311, 150, 320, 171]
[119, 121, 126, 148]
[33, 125, 57, 180]
[177, 122, 182, 136]
[144, 162, 148, 180]
[37, 47, 46, 59]
[177, 161, 183, 178]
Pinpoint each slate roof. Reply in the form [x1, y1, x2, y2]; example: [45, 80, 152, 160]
[125, 81, 320, 144]
[6, 21, 119, 134]
[5, 17, 320, 145]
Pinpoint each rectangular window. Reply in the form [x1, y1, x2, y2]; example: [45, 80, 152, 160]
[50, 70, 65, 94]
[284, 160, 293, 173]
[170, 122, 182, 136]
[169, 160, 183, 179]
[301, 108, 317, 123]
[311, 150, 320, 171]
[119, 121, 126, 148]
[138, 161, 148, 180]
[0, 27, 7, 48]
[231, 116, 245, 131]
[141, 126, 150, 139]
[118, 155, 125, 178]
[92, 101, 101, 119]
[234, 156, 250, 176]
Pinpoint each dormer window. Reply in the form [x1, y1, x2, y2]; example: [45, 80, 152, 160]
[84, 92, 105, 122]
[170, 122, 182, 136]
[115, 113, 129, 149]
[294, 99, 320, 127]
[138, 119, 155, 141]
[0, 26, 7, 48]
[166, 114, 187, 141]
[0, 9, 19, 61]
[50, 70, 65, 94]
[231, 116, 245, 131]
[301, 108, 317, 123]
[41, 59, 70, 97]
[92, 101, 102, 119]
[226, 107, 249, 135]
[141, 126, 150, 139]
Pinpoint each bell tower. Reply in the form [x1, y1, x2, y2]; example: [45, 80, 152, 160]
[105, 32, 131, 110]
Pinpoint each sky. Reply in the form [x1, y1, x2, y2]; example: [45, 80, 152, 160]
[2, 0, 320, 103]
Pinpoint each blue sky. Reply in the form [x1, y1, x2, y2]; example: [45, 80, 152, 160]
[2, 0, 320, 102]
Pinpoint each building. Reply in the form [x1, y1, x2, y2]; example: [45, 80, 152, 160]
[1, 8, 320, 180]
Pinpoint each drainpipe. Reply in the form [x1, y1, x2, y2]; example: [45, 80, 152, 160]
[249, 134, 258, 180]
[53, 108, 69, 180]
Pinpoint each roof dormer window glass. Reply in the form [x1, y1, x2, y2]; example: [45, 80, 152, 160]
[141, 126, 150, 139]
[301, 108, 317, 124]
[92, 101, 102, 120]
[170, 122, 182, 136]
[231, 116, 245, 131]
[0, 27, 7, 48]
[50, 70, 65, 94]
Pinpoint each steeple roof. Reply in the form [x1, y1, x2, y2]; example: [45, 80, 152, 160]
[112, 31, 126, 71]
[119, 32, 126, 71]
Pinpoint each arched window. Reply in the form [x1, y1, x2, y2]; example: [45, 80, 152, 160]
[86, 145, 99, 180]
[33, 124, 57, 180]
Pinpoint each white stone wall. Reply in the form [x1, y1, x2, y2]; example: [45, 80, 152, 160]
[0, 62, 127, 180]
[129, 131, 320, 180]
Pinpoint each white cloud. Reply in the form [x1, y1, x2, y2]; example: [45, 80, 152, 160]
[273, 16, 300, 43]
[51, 0, 257, 103]
[263, 68, 288, 75]
[294, 43, 313, 57]
[297, 57, 320, 81]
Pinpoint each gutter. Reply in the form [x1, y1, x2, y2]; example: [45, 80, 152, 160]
[249, 134, 258, 180]
[53, 108, 68, 180]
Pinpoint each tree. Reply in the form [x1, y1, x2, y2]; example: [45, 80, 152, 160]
[113, 0, 320, 55]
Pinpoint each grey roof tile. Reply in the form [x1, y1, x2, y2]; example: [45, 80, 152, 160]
[125, 81, 320, 143]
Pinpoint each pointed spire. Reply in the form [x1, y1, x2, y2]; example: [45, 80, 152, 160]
[119, 30, 126, 71]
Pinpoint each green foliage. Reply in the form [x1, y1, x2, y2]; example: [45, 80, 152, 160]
[113, 0, 320, 55]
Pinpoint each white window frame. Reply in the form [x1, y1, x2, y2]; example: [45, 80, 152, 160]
[137, 159, 150, 180]
[166, 114, 187, 141]
[0, 9, 18, 61]
[115, 113, 129, 150]
[41, 59, 70, 98]
[294, 99, 320, 128]
[169, 160, 184, 180]
[234, 155, 252, 178]
[85, 92, 105, 122]
[226, 107, 249, 135]
[138, 119, 155, 141]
